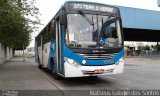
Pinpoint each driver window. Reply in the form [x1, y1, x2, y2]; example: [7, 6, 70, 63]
[103, 21, 120, 47]
[104, 22, 116, 38]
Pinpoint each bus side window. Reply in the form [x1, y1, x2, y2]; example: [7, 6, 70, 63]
[53, 21, 56, 40]
[47, 23, 52, 41]
[37, 37, 40, 46]
[51, 20, 55, 40]
[48, 23, 51, 33]
[43, 28, 47, 44]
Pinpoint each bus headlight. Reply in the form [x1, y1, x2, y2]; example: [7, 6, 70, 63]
[64, 57, 81, 68]
[119, 57, 124, 62]
[116, 58, 124, 65]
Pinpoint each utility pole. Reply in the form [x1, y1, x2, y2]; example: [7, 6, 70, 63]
[158, 0, 160, 7]
[157, 42, 159, 51]
[23, 45, 25, 62]
[158, 0, 160, 52]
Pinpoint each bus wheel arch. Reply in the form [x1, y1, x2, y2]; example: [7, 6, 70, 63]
[50, 57, 62, 80]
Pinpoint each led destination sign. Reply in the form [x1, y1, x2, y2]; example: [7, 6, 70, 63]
[69, 3, 115, 13]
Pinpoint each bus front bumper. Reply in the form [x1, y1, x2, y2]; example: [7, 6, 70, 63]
[64, 58, 124, 78]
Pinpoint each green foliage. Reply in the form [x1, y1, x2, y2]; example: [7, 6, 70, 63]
[138, 45, 143, 51]
[0, 0, 40, 50]
[152, 44, 160, 50]
[144, 45, 150, 50]
[138, 45, 150, 51]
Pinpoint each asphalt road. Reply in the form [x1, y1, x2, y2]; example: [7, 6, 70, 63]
[0, 56, 160, 96]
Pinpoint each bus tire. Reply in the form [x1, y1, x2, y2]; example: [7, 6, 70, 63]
[38, 64, 43, 69]
[38, 57, 43, 69]
[50, 58, 61, 80]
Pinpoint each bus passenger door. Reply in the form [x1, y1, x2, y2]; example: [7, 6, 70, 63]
[56, 18, 63, 74]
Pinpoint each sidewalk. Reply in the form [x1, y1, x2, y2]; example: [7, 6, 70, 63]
[0, 57, 57, 90]
[125, 55, 160, 58]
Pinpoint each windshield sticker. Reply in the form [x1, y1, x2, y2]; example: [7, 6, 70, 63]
[99, 38, 105, 45]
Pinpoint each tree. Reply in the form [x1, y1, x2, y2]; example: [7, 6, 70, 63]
[144, 45, 150, 51]
[0, 0, 40, 50]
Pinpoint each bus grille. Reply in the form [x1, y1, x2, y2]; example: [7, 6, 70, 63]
[77, 53, 118, 60]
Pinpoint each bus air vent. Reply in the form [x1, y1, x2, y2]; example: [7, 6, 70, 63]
[77, 53, 118, 60]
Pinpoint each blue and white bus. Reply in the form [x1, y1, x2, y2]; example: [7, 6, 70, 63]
[35, 1, 124, 78]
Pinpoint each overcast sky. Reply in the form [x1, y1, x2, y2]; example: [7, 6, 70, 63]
[29, 0, 160, 47]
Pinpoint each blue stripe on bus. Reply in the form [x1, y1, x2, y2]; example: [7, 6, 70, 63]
[63, 46, 124, 66]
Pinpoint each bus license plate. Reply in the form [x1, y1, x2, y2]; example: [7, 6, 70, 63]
[94, 69, 104, 74]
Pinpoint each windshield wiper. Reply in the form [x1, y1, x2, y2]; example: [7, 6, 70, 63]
[78, 10, 95, 29]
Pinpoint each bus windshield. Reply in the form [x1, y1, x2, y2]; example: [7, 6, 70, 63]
[66, 14, 122, 49]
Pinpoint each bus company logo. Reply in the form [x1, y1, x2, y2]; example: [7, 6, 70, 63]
[93, 50, 99, 53]
[104, 59, 114, 64]
[93, 50, 106, 53]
